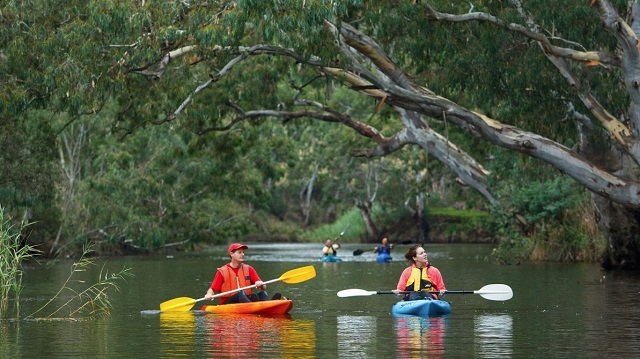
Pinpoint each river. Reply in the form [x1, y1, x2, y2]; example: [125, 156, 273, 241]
[2, 242, 640, 358]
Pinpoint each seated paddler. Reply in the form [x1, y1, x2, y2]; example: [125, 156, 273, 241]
[392, 245, 446, 300]
[204, 243, 281, 304]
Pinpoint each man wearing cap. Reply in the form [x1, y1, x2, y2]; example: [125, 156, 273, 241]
[204, 243, 271, 304]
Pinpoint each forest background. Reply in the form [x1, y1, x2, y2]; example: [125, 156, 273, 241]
[9, 0, 640, 268]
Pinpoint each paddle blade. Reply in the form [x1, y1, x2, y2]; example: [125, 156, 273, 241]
[160, 297, 197, 312]
[353, 249, 365, 256]
[337, 289, 377, 297]
[476, 284, 513, 301]
[279, 265, 316, 284]
[340, 224, 351, 236]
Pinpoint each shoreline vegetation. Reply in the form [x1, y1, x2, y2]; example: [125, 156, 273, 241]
[1, 207, 131, 320]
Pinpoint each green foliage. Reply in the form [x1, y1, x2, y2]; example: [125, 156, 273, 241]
[488, 176, 603, 264]
[0, 112, 60, 246]
[304, 207, 361, 242]
[508, 177, 583, 226]
[0, 0, 615, 264]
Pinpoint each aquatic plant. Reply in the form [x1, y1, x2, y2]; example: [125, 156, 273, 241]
[0, 207, 39, 318]
[28, 244, 133, 319]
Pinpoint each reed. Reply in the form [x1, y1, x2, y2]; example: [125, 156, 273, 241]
[28, 244, 133, 319]
[0, 207, 39, 318]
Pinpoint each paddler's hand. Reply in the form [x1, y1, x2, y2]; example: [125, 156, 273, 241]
[255, 280, 266, 290]
[392, 289, 400, 295]
[205, 289, 215, 300]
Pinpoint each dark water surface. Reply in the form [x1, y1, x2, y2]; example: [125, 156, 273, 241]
[3, 243, 640, 358]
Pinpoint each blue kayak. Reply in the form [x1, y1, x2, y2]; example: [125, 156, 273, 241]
[376, 253, 392, 263]
[322, 254, 342, 262]
[391, 299, 451, 317]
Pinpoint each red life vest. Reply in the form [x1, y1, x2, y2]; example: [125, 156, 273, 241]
[218, 264, 253, 300]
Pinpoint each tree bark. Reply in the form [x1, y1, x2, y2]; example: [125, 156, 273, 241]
[322, 9, 640, 269]
[355, 198, 378, 241]
[300, 165, 318, 227]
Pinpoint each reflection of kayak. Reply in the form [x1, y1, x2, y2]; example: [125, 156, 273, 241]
[322, 254, 342, 262]
[391, 299, 451, 317]
[201, 299, 293, 315]
[376, 253, 392, 263]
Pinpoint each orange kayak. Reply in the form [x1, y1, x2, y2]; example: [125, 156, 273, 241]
[201, 299, 293, 315]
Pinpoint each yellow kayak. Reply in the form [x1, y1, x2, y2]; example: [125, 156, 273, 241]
[201, 299, 293, 315]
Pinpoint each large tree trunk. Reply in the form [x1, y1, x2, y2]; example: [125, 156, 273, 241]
[323, 11, 640, 269]
[165, 2, 640, 269]
[595, 196, 640, 270]
[299, 165, 318, 227]
[355, 199, 378, 241]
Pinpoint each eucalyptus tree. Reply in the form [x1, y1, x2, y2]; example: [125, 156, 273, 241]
[4, 1, 640, 269]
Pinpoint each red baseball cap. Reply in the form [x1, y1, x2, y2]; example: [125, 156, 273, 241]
[228, 243, 248, 255]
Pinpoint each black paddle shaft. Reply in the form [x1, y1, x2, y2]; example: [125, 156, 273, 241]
[376, 291, 411, 295]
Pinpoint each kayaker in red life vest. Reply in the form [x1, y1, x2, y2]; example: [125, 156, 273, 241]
[392, 245, 446, 300]
[204, 243, 280, 304]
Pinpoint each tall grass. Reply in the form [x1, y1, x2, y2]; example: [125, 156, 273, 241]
[28, 244, 133, 319]
[0, 206, 131, 319]
[0, 207, 39, 318]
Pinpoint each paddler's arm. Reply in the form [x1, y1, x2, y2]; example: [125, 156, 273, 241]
[205, 272, 223, 300]
[249, 266, 266, 290]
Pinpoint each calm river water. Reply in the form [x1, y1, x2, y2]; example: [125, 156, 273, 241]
[3, 243, 640, 358]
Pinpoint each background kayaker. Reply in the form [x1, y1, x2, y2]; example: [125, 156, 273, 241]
[373, 237, 394, 255]
[322, 238, 340, 257]
[205, 243, 278, 304]
[392, 245, 446, 300]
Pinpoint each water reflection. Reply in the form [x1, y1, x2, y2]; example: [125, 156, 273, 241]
[19, 244, 640, 358]
[160, 311, 197, 357]
[337, 315, 377, 358]
[394, 315, 447, 358]
[161, 313, 316, 358]
[474, 314, 513, 358]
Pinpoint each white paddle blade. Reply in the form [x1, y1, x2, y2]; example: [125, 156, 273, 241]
[476, 284, 513, 301]
[337, 289, 376, 297]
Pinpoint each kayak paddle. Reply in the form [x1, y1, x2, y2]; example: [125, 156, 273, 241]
[353, 248, 373, 256]
[160, 265, 317, 312]
[353, 240, 412, 256]
[337, 284, 513, 301]
[334, 224, 350, 244]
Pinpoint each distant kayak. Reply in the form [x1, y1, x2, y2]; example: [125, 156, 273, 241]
[391, 299, 451, 317]
[201, 299, 293, 315]
[376, 252, 392, 263]
[322, 254, 342, 262]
